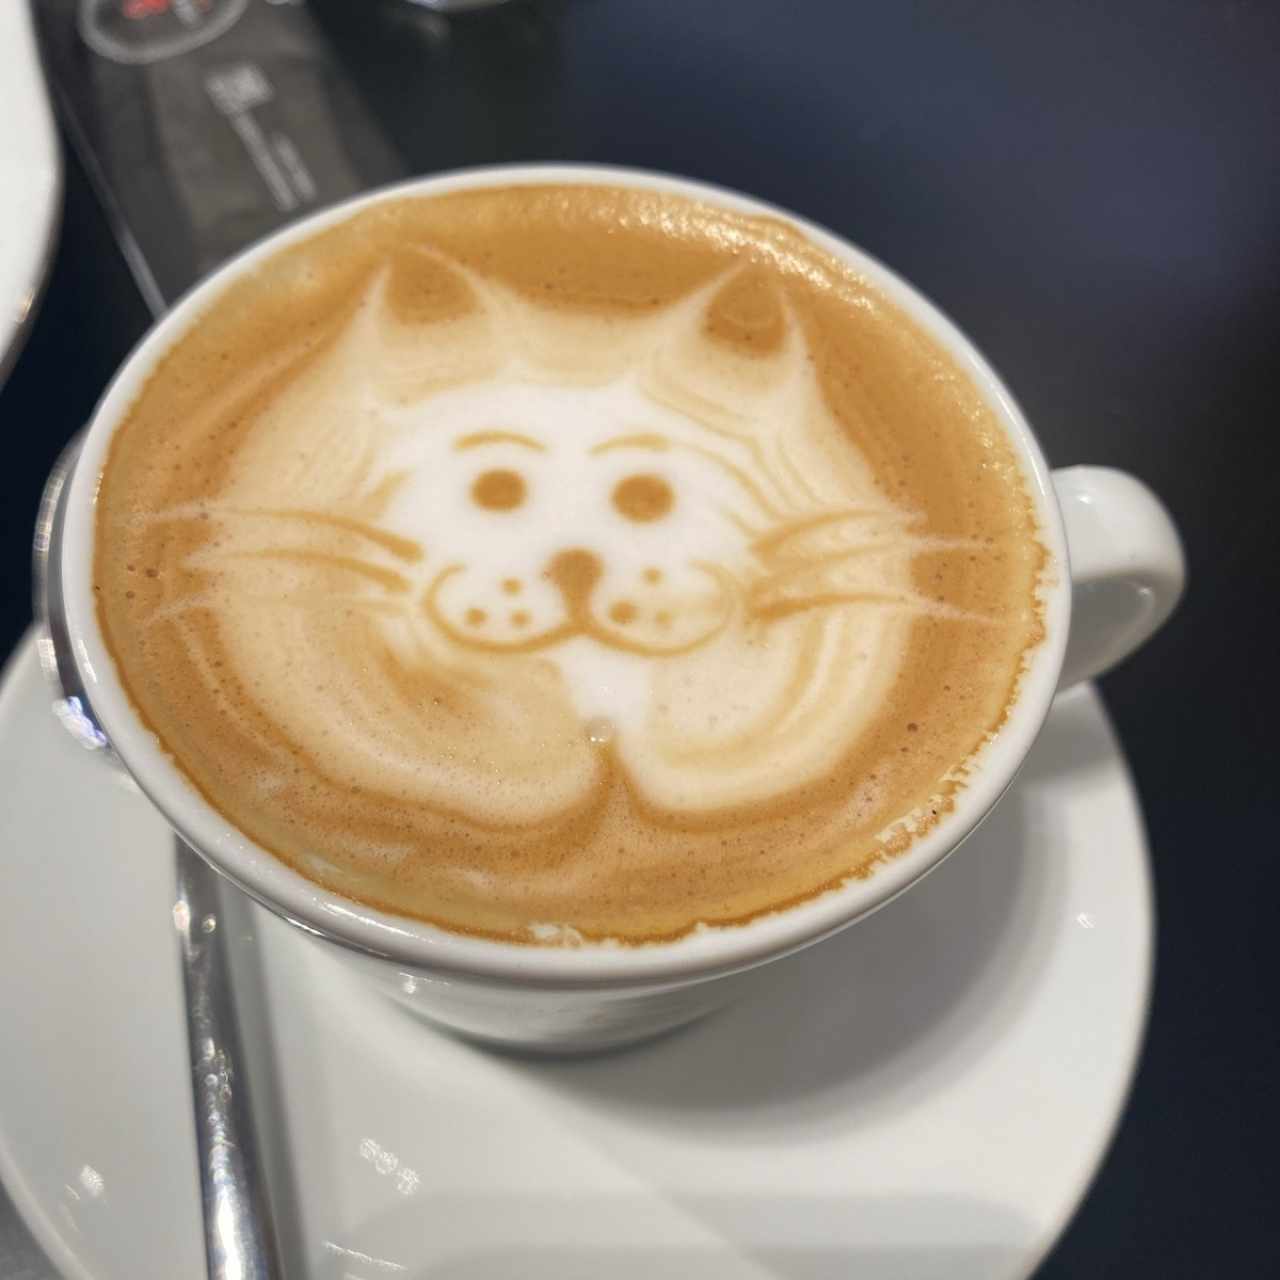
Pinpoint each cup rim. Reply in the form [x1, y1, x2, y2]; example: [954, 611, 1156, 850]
[61, 163, 1070, 989]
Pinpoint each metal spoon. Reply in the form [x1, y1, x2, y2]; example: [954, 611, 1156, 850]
[33, 437, 285, 1280]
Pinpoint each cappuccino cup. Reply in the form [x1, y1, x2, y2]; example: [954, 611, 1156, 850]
[54, 166, 1183, 1052]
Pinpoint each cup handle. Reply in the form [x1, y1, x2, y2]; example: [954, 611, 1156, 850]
[1052, 466, 1185, 689]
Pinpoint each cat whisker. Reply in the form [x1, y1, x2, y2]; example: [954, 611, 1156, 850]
[752, 507, 921, 562]
[212, 506, 424, 563]
[752, 532, 993, 584]
[219, 549, 412, 593]
[909, 535, 994, 554]
[751, 540, 917, 591]
[749, 588, 906, 623]
[748, 588, 996, 625]
[138, 501, 424, 563]
[140, 590, 410, 631]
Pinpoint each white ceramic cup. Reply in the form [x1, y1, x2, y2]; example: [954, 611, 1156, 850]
[59, 165, 1185, 1053]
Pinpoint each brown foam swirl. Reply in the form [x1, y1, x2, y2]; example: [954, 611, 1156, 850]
[93, 185, 1046, 943]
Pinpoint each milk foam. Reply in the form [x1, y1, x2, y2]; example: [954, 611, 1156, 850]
[200, 270, 924, 816]
[93, 186, 1046, 942]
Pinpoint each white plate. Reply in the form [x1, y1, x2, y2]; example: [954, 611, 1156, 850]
[0, 1, 61, 384]
[0, 632, 1151, 1280]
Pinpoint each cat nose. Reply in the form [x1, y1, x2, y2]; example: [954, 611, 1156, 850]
[545, 548, 602, 611]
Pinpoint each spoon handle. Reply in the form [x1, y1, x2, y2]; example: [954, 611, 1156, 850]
[175, 840, 286, 1280]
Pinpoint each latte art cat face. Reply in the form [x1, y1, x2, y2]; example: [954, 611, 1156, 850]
[189, 260, 973, 817]
[406, 385, 742, 662]
[94, 186, 1045, 941]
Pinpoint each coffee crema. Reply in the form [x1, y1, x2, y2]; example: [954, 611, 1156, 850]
[93, 185, 1045, 943]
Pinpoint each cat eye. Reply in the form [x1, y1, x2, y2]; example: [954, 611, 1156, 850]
[613, 474, 674, 523]
[472, 468, 527, 512]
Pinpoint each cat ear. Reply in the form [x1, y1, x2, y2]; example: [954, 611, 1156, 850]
[365, 245, 673, 391]
[641, 266, 808, 435]
[359, 246, 510, 402]
[638, 266, 886, 509]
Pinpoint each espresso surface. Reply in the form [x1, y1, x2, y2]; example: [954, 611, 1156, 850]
[94, 185, 1045, 943]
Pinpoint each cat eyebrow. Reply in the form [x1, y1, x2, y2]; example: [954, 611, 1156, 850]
[589, 433, 671, 455]
[454, 431, 546, 452]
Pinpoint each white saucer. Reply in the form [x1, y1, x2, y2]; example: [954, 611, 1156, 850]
[0, 1, 61, 384]
[0, 632, 1152, 1280]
